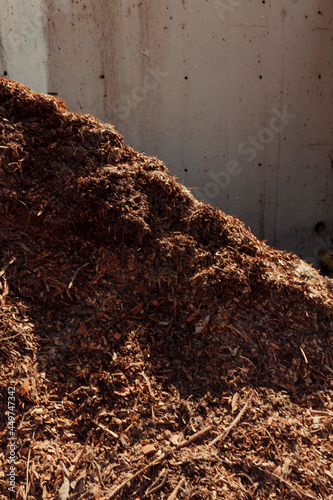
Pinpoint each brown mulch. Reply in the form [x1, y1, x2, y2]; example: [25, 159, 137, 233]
[0, 78, 332, 500]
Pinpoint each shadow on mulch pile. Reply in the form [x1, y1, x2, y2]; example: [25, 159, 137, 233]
[0, 79, 333, 500]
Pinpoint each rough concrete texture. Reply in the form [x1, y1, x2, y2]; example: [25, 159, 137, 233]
[0, 0, 332, 262]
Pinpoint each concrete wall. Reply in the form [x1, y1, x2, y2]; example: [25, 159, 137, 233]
[0, 0, 332, 265]
[0, 0, 47, 92]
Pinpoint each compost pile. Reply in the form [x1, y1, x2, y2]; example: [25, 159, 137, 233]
[0, 79, 333, 500]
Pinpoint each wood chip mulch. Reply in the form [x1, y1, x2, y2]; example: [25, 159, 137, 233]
[0, 78, 333, 500]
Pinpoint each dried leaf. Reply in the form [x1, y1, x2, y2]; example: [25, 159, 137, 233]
[169, 434, 183, 445]
[231, 393, 239, 413]
[19, 380, 30, 396]
[58, 477, 70, 500]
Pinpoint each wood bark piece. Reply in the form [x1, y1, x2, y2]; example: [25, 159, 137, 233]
[167, 478, 186, 500]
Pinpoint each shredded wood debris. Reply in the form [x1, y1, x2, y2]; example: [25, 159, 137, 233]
[0, 78, 333, 499]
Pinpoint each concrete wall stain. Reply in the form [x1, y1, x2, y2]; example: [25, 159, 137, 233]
[0, 0, 332, 264]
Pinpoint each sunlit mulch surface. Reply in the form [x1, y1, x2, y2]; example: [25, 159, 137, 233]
[0, 78, 333, 499]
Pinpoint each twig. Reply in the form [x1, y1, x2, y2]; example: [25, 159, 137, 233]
[167, 478, 185, 500]
[18, 242, 35, 254]
[108, 454, 166, 498]
[309, 409, 333, 417]
[93, 420, 119, 438]
[265, 428, 282, 460]
[25, 427, 37, 499]
[208, 391, 253, 447]
[261, 468, 316, 499]
[300, 346, 308, 364]
[76, 490, 91, 500]
[59, 461, 70, 479]
[145, 468, 168, 496]
[67, 263, 89, 297]
[66, 386, 91, 397]
[93, 460, 105, 487]
[0, 332, 27, 343]
[108, 420, 215, 498]
[44, 425, 58, 439]
[70, 429, 92, 480]
[177, 425, 212, 449]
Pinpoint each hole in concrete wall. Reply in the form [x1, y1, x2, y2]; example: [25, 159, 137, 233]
[314, 221, 326, 234]
[99, 75, 105, 79]
[259, 75, 262, 79]
[184, 168, 188, 172]
[184, 76, 188, 80]
[3, 71, 7, 76]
